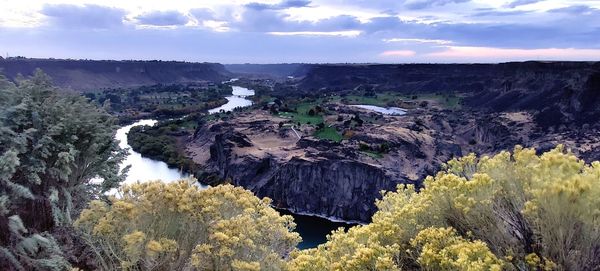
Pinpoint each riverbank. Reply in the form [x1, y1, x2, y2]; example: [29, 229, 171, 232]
[118, 86, 361, 249]
[125, 85, 257, 180]
[116, 120, 192, 185]
[119, 118, 359, 249]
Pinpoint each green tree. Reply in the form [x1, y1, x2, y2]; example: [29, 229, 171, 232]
[0, 70, 126, 270]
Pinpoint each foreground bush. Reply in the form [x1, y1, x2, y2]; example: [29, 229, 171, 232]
[75, 181, 300, 270]
[289, 146, 600, 270]
[0, 71, 125, 270]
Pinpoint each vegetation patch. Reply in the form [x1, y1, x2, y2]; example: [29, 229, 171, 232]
[401, 93, 462, 109]
[360, 150, 384, 159]
[314, 126, 343, 142]
[289, 146, 600, 270]
[85, 83, 232, 122]
[278, 101, 325, 125]
[127, 121, 197, 173]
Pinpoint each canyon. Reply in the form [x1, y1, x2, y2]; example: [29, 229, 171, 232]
[3, 58, 600, 223]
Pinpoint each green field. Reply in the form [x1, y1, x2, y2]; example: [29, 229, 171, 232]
[361, 150, 384, 159]
[278, 100, 344, 142]
[401, 93, 461, 109]
[278, 101, 324, 125]
[329, 92, 462, 110]
[339, 93, 400, 107]
[314, 126, 343, 142]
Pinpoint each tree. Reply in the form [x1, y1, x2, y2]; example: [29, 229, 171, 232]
[0, 70, 126, 270]
[288, 146, 599, 270]
[76, 181, 301, 271]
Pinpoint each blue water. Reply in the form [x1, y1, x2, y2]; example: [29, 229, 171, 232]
[278, 209, 357, 249]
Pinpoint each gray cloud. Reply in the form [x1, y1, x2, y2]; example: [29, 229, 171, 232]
[3, 1, 600, 63]
[245, 0, 312, 10]
[233, 3, 360, 32]
[135, 11, 189, 26]
[471, 9, 532, 17]
[505, 0, 544, 8]
[190, 8, 216, 21]
[404, 0, 470, 10]
[548, 5, 599, 15]
[41, 4, 126, 29]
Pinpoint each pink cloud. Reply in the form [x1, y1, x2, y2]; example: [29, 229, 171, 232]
[380, 50, 417, 57]
[427, 46, 600, 60]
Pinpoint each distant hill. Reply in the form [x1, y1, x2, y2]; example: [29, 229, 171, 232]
[292, 61, 600, 125]
[0, 58, 231, 91]
[224, 63, 305, 78]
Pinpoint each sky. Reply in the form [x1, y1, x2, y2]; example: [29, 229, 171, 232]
[0, 0, 599, 63]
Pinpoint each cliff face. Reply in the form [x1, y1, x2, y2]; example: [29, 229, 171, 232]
[188, 110, 482, 222]
[207, 130, 398, 221]
[161, 61, 599, 223]
[254, 157, 395, 222]
[224, 64, 303, 78]
[0, 58, 231, 91]
[294, 62, 600, 126]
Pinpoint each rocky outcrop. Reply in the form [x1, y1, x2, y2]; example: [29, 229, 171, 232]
[189, 102, 600, 222]
[206, 131, 399, 222]
[254, 157, 396, 222]
[184, 61, 600, 223]
[0, 58, 231, 91]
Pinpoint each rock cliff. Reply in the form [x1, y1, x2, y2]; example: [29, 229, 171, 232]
[293, 62, 600, 126]
[188, 110, 474, 222]
[0, 58, 230, 91]
[206, 128, 399, 221]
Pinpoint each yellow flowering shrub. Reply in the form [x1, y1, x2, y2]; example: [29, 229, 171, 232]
[75, 180, 300, 270]
[410, 227, 503, 271]
[289, 146, 600, 270]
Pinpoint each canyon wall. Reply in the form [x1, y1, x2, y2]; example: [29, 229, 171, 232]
[293, 62, 600, 125]
[207, 130, 399, 222]
[0, 58, 230, 91]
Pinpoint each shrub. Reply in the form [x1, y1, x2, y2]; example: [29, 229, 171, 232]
[0, 71, 125, 270]
[289, 146, 600, 270]
[76, 181, 300, 270]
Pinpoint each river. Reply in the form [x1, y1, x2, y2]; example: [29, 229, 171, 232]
[208, 86, 254, 114]
[116, 85, 354, 249]
[350, 104, 407, 115]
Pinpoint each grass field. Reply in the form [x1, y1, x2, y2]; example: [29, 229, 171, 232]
[314, 126, 343, 142]
[401, 93, 461, 109]
[340, 93, 399, 107]
[361, 150, 384, 159]
[278, 101, 324, 125]
[278, 100, 344, 142]
[330, 92, 462, 110]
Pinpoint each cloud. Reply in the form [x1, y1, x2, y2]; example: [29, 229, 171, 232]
[41, 4, 126, 29]
[404, 0, 470, 10]
[548, 5, 599, 15]
[380, 50, 417, 56]
[267, 30, 361, 37]
[471, 9, 532, 17]
[505, 0, 544, 8]
[245, 0, 312, 10]
[383, 38, 453, 44]
[3, 0, 600, 63]
[135, 11, 189, 26]
[190, 8, 216, 21]
[233, 4, 361, 33]
[426, 46, 600, 60]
